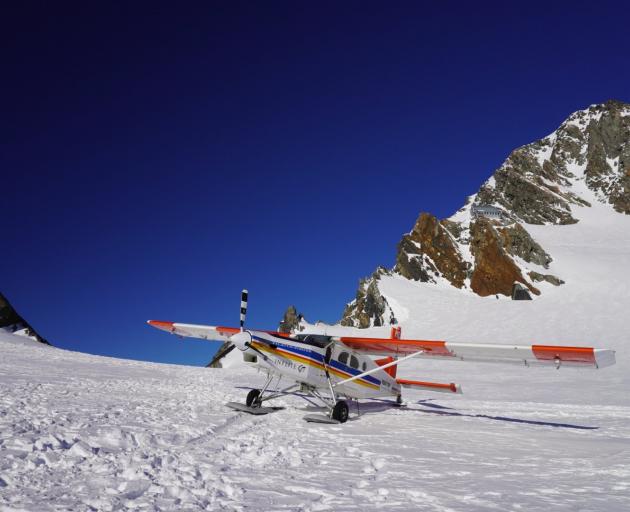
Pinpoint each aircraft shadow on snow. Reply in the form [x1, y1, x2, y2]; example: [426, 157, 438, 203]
[235, 386, 598, 430]
[372, 398, 599, 430]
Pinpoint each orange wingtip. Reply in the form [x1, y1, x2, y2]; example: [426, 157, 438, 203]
[147, 320, 175, 332]
[532, 345, 595, 365]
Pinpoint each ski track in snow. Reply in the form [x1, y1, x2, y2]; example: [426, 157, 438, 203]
[1, 332, 630, 511]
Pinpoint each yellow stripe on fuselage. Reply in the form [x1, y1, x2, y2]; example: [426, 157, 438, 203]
[250, 341, 380, 390]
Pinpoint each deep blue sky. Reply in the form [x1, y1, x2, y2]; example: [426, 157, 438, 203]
[3, 1, 629, 366]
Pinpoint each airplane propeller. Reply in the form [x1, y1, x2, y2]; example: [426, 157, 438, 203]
[206, 289, 248, 367]
[240, 289, 247, 330]
[207, 289, 275, 366]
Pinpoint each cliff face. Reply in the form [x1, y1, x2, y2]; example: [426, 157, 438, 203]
[0, 292, 50, 345]
[340, 100, 630, 327]
[394, 213, 469, 289]
[468, 219, 540, 297]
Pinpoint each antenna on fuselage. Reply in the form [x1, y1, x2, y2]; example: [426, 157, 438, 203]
[240, 289, 248, 331]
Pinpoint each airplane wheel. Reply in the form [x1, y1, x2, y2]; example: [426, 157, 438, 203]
[332, 400, 349, 423]
[396, 394, 403, 405]
[246, 389, 261, 408]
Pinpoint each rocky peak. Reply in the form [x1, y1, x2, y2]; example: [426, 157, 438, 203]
[278, 305, 304, 334]
[339, 100, 630, 328]
[340, 267, 397, 328]
[0, 292, 50, 345]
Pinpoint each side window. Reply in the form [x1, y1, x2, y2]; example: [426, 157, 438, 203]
[338, 351, 349, 365]
[349, 355, 359, 369]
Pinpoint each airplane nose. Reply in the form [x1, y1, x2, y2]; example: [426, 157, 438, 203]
[230, 331, 252, 351]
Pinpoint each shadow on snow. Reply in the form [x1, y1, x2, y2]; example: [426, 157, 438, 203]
[233, 386, 598, 430]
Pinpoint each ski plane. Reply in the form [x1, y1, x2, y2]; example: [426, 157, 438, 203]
[148, 290, 616, 424]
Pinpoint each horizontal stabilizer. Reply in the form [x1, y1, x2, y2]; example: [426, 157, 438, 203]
[397, 379, 462, 394]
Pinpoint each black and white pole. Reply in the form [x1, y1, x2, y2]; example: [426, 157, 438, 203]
[240, 289, 248, 331]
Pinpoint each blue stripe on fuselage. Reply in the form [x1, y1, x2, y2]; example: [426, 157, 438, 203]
[328, 360, 380, 385]
[251, 334, 381, 386]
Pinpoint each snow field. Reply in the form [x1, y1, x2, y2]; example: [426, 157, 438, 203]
[1, 329, 630, 511]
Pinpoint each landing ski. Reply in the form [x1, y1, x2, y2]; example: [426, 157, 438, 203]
[303, 414, 341, 424]
[225, 401, 284, 415]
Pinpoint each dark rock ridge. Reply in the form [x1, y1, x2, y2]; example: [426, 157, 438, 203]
[340, 100, 630, 327]
[0, 292, 50, 345]
[278, 305, 303, 334]
[340, 268, 397, 328]
[477, 99, 630, 223]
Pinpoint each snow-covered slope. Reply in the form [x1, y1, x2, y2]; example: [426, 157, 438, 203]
[2, 284, 630, 512]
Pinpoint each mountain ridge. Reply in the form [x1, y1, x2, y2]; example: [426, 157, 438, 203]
[340, 99, 630, 328]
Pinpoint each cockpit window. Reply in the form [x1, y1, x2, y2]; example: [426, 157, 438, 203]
[349, 355, 359, 369]
[338, 351, 349, 365]
[291, 334, 332, 348]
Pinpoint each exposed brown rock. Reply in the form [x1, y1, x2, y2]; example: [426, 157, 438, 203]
[394, 213, 468, 288]
[469, 219, 539, 297]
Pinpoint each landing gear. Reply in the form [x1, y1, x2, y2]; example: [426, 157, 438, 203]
[332, 400, 349, 423]
[246, 389, 261, 407]
[226, 374, 299, 414]
[396, 394, 403, 405]
[302, 346, 352, 424]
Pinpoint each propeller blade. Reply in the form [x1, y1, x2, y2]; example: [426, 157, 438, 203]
[206, 342, 236, 368]
[240, 289, 248, 330]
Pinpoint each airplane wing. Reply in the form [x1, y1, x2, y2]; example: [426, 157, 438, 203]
[147, 320, 293, 342]
[147, 320, 240, 342]
[334, 336, 616, 369]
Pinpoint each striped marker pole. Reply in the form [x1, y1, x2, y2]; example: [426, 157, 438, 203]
[240, 289, 248, 331]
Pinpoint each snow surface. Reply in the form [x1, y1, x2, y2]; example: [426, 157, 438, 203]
[2, 330, 630, 512]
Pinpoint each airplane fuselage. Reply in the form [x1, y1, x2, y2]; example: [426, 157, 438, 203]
[242, 330, 401, 399]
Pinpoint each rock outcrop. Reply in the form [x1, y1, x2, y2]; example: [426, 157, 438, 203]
[340, 268, 397, 328]
[469, 219, 539, 297]
[394, 213, 469, 288]
[0, 292, 50, 345]
[278, 305, 303, 334]
[497, 223, 552, 268]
